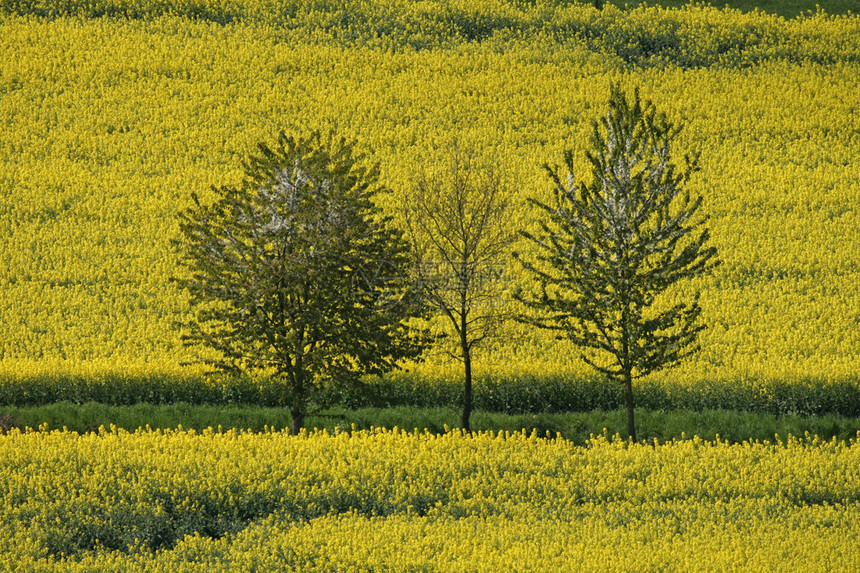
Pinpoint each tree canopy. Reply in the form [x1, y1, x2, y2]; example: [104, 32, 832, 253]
[516, 84, 720, 441]
[400, 147, 516, 432]
[174, 131, 428, 433]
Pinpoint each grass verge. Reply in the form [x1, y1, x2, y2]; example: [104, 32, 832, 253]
[1, 402, 858, 444]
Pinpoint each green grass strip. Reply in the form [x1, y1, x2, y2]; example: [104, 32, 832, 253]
[2, 402, 858, 444]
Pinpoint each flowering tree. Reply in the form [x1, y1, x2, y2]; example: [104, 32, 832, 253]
[174, 131, 427, 434]
[516, 85, 719, 441]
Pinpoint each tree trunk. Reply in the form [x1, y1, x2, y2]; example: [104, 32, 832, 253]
[462, 343, 472, 434]
[459, 286, 472, 434]
[460, 313, 473, 433]
[623, 369, 636, 442]
[290, 404, 304, 436]
[291, 372, 305, 436]
[620, 300, 636, 442]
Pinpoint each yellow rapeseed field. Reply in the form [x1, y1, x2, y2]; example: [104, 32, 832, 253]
[0, 1, 857, 397]
[2, 5, 858, 569]
[1, 427, 858, 570]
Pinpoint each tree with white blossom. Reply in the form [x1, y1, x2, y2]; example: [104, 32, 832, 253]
[515, 85, 719, 442]
[174, 131, 428, 434]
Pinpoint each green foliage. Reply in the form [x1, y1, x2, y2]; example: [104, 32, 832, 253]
[519, 84, 718, 381]
[174, 131, 427, 432]
[516, 84, 719, 439]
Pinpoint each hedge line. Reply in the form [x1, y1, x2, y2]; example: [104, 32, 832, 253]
[1, 372, 859, 417]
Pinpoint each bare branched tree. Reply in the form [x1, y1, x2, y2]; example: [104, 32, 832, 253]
[400, 148, 517, 432]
